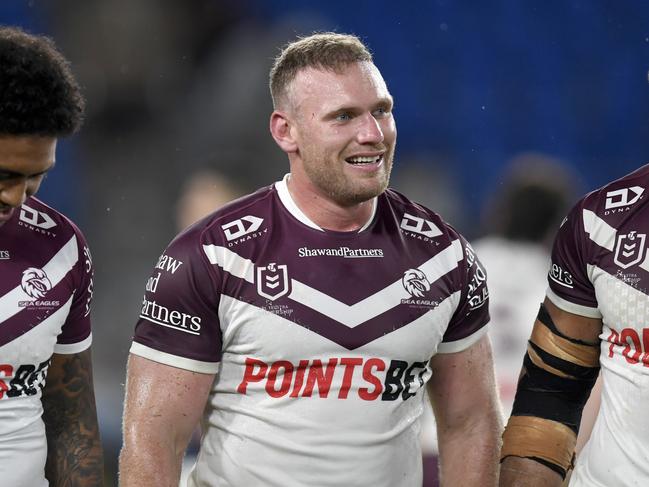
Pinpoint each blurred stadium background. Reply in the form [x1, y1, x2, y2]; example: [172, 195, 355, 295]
[2, 1, 649, 485]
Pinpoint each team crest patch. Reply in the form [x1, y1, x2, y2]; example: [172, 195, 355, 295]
[614, 231, 647, 269]
[18, 267, 60, 309]
[21, 267, 52, 298]
[257, 262, 290, 301]
[401, 268, 439, 308]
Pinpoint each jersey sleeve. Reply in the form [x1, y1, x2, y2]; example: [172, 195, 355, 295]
[438, 236, 490, 353]
[54, 225, 93, 354]
[130, 228, 223, 373]
[546, 200, 601, 318]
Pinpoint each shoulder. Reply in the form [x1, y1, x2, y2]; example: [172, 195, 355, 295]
[578, 164, 649, 215]
[20, 196, 87, 245]
[381, 188, 468, 246]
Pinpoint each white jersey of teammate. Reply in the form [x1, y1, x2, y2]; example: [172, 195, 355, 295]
[0, 197, 93, 487]
[131, 176, 490, 487]
[546, 165, 649, 486]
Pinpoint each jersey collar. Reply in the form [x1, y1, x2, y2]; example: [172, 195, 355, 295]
[275, 174, 377, 232]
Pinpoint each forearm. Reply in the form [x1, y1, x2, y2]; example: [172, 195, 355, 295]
[437, 414, 501, 487]
[119, 354, 213, 487]
[43, 422, 103, 487]
[119, 440, 184, 487]
[42, 352, 104, 486]
[499, 457, 564, 487]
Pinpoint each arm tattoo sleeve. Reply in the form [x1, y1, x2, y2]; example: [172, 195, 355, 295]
[42, 349, 104, 486]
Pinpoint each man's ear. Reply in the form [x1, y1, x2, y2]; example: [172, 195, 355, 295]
[269, 111, 298, 153]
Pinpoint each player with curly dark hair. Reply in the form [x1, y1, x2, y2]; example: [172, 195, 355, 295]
[0, 26, 103, 487]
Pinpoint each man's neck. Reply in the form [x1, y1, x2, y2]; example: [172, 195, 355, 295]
[286, 175, 375, 232]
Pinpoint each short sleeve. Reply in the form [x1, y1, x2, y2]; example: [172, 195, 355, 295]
[438, 237, 490, 353]
[131, 228, 223, 373]
[54, 226, 93, 354]
[546, 201, 601, 318]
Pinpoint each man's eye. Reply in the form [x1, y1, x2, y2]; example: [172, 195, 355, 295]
[336, 113, 351, 121]
[373, 107, 389, 117]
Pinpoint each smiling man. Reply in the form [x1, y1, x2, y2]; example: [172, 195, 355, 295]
[120, 32, 501, 487]
[0, 26, 103, 486]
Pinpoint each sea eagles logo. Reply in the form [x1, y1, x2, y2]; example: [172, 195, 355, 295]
[402, 269, 431, 298]
[614, 231, 647, 269]
[257, 263, 290, 301]
[21, 267, 52, 298]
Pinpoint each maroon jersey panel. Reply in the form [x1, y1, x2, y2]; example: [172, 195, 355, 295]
[0, 196, 92, 349]
[133, 222, 224, 363]
[132, 183, 490, 363]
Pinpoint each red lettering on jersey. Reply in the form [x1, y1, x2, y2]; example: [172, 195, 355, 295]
[608, 329, 620, 358]
[303, 358, 338, 398]
[0, 364, 13, 399]
[338, 358, 363, 399]
[621, 329, 642, 364]
[359, 359, 386, 401]
[237, 358, 268, 394]
[266, 361, 293, 398]
[643, 329, 649, 367]
[607, 327, 649, 367]
[290, 360, 309, 397]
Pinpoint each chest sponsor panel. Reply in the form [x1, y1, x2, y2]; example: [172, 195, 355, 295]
[205, 239, 465, 349]
[236, 356, 430, 401]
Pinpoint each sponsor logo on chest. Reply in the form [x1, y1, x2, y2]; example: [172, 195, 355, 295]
[0, 359, 50, 400]
[237, 356, 430, 402]
[298, 246, 384, 258]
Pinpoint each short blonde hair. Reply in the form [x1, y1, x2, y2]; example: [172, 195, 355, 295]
[269, 32, 373, 108]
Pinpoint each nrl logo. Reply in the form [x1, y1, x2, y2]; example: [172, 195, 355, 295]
[257, 262, 290, 301]
[614, 231, 647, 269]
[21, 267, 52, 299]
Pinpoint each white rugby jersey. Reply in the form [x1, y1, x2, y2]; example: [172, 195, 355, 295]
[0, 197, 93, 487]
[546, 165, 649, 486]
[131, 176, 490, 487]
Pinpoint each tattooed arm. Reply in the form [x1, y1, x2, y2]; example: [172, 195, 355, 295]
[41, 349, 104, 486]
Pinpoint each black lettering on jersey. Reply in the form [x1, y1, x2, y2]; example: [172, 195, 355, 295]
[6, 359, 50, 398]
[402, 361, 427, 400]
[381, 360, 408, 401]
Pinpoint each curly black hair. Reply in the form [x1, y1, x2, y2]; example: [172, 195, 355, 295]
[0, 26, 85, 137]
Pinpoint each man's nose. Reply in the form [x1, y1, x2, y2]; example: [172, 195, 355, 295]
[0, 179, 29, 208]
[357, 113, 384, 145]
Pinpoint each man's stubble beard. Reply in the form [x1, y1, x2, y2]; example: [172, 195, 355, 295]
[302, 145, 396, 207]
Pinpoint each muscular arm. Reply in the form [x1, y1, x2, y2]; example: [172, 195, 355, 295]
[428, 334, 503, 487]
[499, 298, 602, 487]
[42, 349, 104, 487]
[119, 354, 214, 487]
